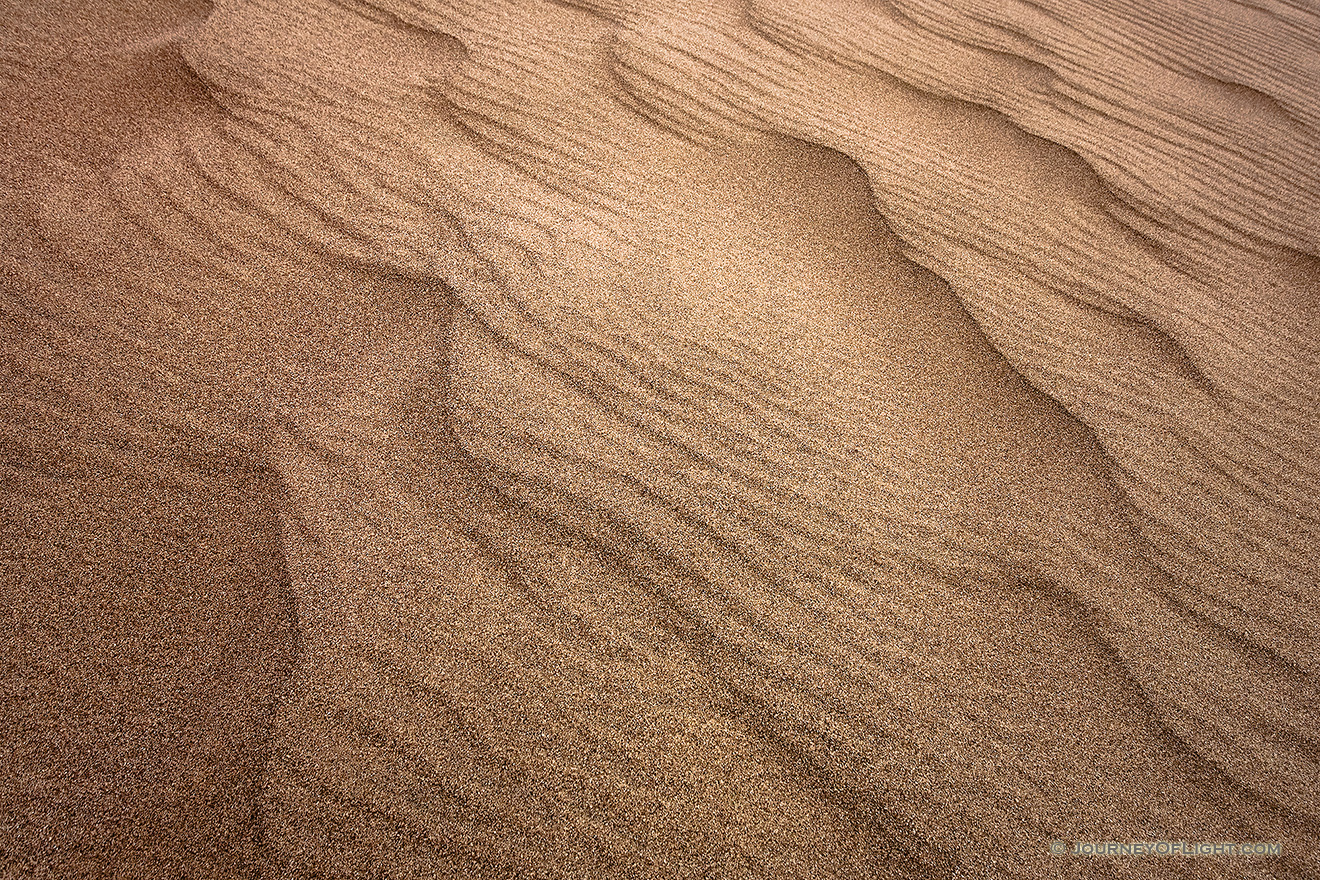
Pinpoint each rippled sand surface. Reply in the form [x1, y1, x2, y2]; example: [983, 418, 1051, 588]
[2, 1, 1318, 877]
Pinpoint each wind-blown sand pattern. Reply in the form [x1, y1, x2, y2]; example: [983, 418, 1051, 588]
[2, 0, 1317, 877]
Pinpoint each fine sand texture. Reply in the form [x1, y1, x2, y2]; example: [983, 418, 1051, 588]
[2, 0, 1318, 877]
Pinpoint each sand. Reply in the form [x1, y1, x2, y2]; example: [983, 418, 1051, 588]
[1, 0, 1317, 877]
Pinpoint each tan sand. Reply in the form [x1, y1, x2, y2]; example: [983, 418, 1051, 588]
[2, 0, 1317, 877]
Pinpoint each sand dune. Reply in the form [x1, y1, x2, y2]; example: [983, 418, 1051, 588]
[2, 0, 1317, 877]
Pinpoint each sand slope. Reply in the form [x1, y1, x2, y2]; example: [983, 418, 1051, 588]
[2, 0, 1317, 877]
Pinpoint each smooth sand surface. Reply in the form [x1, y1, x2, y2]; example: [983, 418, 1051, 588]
[2, 0, 1318, 877]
